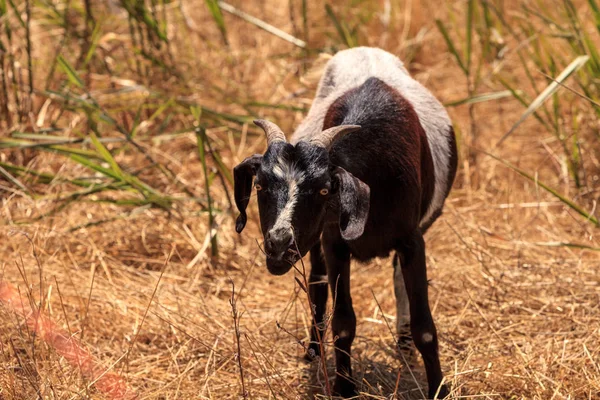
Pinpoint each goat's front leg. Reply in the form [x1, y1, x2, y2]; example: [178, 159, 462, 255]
[322, 231, 356, 398]
[305, 241, 328, 361]
[399, 233, 448, 399]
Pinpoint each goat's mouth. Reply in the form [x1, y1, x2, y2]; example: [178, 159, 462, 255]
[266, 248, 301, 276]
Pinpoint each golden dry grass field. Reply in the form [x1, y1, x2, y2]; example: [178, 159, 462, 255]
[1, 0, 599, 399]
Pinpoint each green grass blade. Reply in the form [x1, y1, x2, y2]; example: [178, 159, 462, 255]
[70, 154, 122, 181]
[7, 0, 25, 28]
[57, 55, 83, 88]
[88, 131, 124, 178]
[325, 4, 355, 48]
[590, 0, 600, 33]
[444, 90, 518, 107]
[0, 161, 102, 188]
[0, 164, 30, 195]
[35, 146, 99, 159]
[481, 149, 599, 227]
[538, 70, 600, 109]
[480, 0, 494, 60]
[10, 133, 126, 145]
[435, 19, 467, 74]
[205, 0, 228, 45]
[174, 96, 250, 125]
[465, 0, 475, 75]
[497, 55, 589, 145]
[211, 148, 233, 186]
[83, 20, 103, 67]
[302, 0, 308, 40]
[0, 137, 102, 159]
[70, 152, 166, 205]
[245, 101, 307, 112]
[196, 126, 218, 257]
[192, 105, 218, 256]
[496, 76, 546, 129]
[11, 132, 70, 141]
[581, 28, 600, 73]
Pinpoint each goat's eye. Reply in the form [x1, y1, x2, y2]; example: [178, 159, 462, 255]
[255, 183, 263, 191]
[319, 188, 329, 196]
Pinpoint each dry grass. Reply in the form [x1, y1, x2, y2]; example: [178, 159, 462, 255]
[1, 0, 599, 399]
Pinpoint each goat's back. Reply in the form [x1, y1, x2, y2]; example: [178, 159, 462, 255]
[293, 47, 456, 230]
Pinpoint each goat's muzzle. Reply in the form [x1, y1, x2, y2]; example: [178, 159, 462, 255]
[264, 228, 294, 257]
[264, 229, 299, 275]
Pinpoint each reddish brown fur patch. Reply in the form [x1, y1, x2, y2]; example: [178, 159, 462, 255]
[323, 80, 435, 223]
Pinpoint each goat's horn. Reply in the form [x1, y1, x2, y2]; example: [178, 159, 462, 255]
[310, 125, 361, 149]
[253, 119, 287, 146]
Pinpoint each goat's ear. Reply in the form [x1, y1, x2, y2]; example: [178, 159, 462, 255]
[332, 167, 370, 241]
[233, 154, 263, 233]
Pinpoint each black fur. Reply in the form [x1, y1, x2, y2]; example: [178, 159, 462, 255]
[234, 76, 456, 398]
[233, 154, 262, 233]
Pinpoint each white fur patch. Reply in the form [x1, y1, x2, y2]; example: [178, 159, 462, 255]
[339, 330, 350, 339]
[269, 158, 305, 236]
[291, 47, 453, 228]
[273, 157, 305, 183]
[422, 332, 433, 343]
[271, 180, 298, 233]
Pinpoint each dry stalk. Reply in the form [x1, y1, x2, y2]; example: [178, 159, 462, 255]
[243, 332, 285, 398]
[123, 246, 174, 371]
[80, 263, 97, 342]
[291, 239, 332, 397]
[229, 280, 248, 399]
[24, 0, 33, 115]
[370, 290, 427, 399]
[218, 1, 307, 48]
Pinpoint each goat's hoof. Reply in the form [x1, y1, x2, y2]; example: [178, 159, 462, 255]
[303, 343, 320, 362]
[333, 379, 357, 398]
[429, 383, 450, 399]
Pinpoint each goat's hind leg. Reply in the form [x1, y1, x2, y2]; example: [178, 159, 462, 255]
[393, 252, 412, 352]
[305, 241, 329, 361]
[398, 233, 449, 398]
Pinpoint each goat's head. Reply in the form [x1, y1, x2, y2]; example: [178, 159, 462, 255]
[233, 120, 370, 276]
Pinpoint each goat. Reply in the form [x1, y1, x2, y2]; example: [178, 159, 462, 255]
[233, 47, 457, 398]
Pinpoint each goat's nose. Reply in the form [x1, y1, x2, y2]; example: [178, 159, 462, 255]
[264, 228, 294, 257]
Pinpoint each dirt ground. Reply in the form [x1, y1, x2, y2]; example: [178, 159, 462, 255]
[1, 1, 599, 399]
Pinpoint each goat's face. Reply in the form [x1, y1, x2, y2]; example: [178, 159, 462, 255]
[234, 120, 370, 276]
[256, 141, 332, 274]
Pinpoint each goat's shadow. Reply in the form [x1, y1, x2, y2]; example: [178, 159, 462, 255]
[298, 340, 430, 399]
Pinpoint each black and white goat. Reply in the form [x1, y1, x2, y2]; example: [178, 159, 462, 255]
[234, 47, 457, 398]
